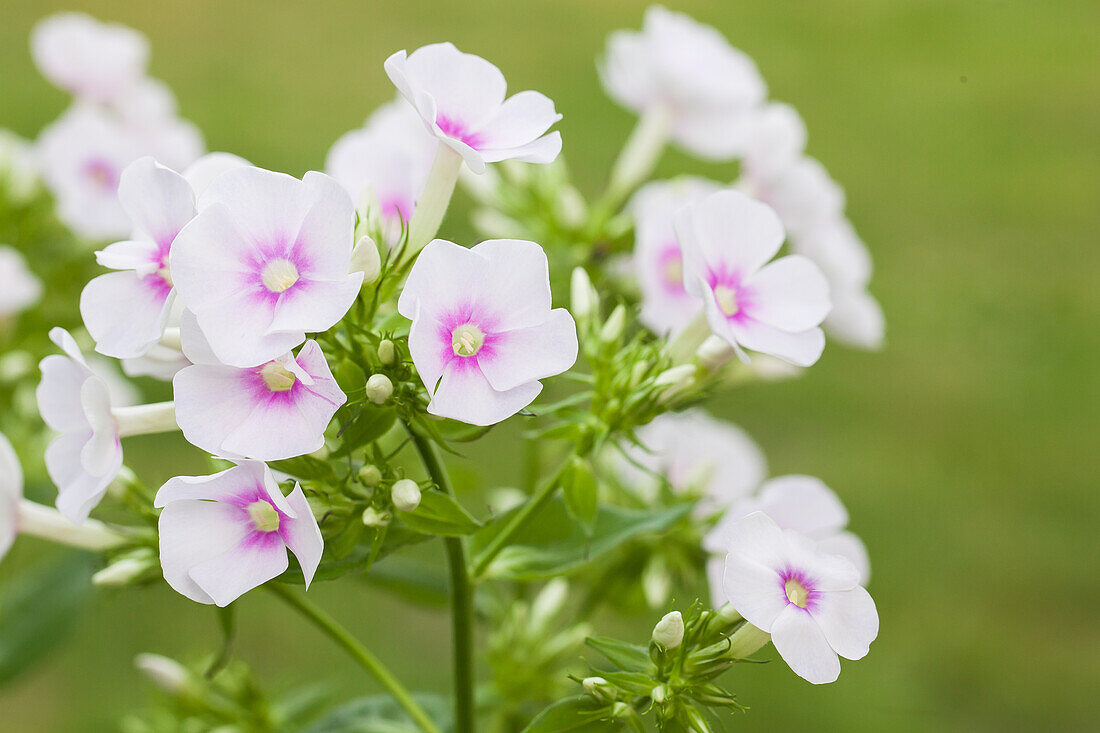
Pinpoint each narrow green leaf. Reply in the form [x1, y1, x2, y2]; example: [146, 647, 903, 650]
[522, 696, 618, 733]
[270, 454, 337, 483]
[562, 457, 598, 531]
[585, 637, 654, 674]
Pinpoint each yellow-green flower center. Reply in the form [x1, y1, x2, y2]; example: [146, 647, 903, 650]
[260, 362, 296, 392]
[713, 285, 739, 317]
[261, 259, 300, 292]
[247, 500, 280, 532]
[784, 577, 810, 608]
[451, 323, 485, 357]
[662, 257, 683, 287]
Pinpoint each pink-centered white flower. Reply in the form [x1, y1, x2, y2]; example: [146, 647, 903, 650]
[674, 190, 831, 367]
[385, 43, 563, 175]
[326, 100, 436, 244]
[0, 245, 43, 318]
[398, 239, 578, 426]
[721, 512, 878, 684]
[31, 13, 149, 104]
[169, 166, 363, 368]
[705, 475, 871, 606]
[628, 177, 722, 335]
[599, 6, 766, 160]
[173, 311, 346, 461]
[36, 105, 143, 239]
[616, 410, 766, 512]
[155, 461, 322, 607]
[36, 328, 177, 523]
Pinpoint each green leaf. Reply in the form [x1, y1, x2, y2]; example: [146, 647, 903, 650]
[562, 457, 598, 532]
[522, 696, 619, 733]
[269, 454, 338, 483]
[585, 637, 654, 674]
[0, 552, 95, 687]
[398, 490, 481, 537]
[334, 407, 397, 458]
[278, 524, 430, 584]
[472, 499, 693, 581]
[302, 692, 452, 733]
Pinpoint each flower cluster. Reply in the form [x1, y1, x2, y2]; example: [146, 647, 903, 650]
[0, 7, 885, 732]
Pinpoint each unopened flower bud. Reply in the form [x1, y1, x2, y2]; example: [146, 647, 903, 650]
[695, 335, 736, 372]
[358, 464, 383, 487]
[599, 304, 627, 344]
[390, 479, 422, 512]
[582, 676, 612, 702]
[727, 621, 771, 659]
[654, 364, 698, 403]
[134, 653, 190, 695]
[715, 603, 743, 629]
[361, 506, 390, 527]
[652, 610, 685, 650]
[570, 267, 598, 321]
[365, 373, 393, 404]
[556, 185, 587, 227]
[350, 235, 381, 284]
[92, 553, 154, 587]
[377, 339, 396, 365]
[610, 701, 632, 720]
[650, 684, 669, 705]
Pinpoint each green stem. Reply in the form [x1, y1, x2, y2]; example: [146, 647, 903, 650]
[267, 584, 441, 733]
[407, 428, 476, 733]
[471, 458, 571, 578]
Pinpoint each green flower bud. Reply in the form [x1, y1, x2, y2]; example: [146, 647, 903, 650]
[358, 464, 383, 487]
[599, 304, 627, 344]
[361, 506, 390, 527]
[365, 373, 394, 404]
[350, 235, 381, 284]
[652, 610, 685, 650]
[377, 339, 396, 365]
[391, 479, 422, 512]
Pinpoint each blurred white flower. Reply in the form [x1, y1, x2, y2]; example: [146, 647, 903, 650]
[169, 166, 362, 367]
[720, 512, 878, 684]
[739, 156, 845, 240]
[675, 190, 831, 367]
[155, 460, 323, 606]
[740, 102, 807, 178]
[599, 6, 766, 160]
[627, 177, 722, 335]
[398, 239, 577, 426]
[0, 432, 23, 560]
[0, 245, 42, 318]
[31, 13, 149, 104]
[385, 43, 562, 174]
[325, 100, 436, 245]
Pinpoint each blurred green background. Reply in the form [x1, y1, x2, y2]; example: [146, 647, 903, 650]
[2, 0, 1098, 730]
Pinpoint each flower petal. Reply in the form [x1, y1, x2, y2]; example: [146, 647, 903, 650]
[674, 190, 786, 285]
[80, 271, 173, 358]
[266, 274, 363, 336]
[196, 166, 310, 253]
[745, 255, 831, 332]
[117, 156, 196, 248]
[291, 171, 356, 279]
[816, 531, 872, 585]
[770, 604, 841, 684]
[478, 132, 562, 165]
[729, 320, 825, 367]
[722, 552, 788, 631]
[755, 475, 848, 537]
[813, 586, 879, 661]
[399, 42, 507, 131]
[475, 91, 561, 149]
[471, 239, 554, 330]
[158, 499, 249, 604]
[398, 239, 487, 322]
[477, 309, 577, 392]
[189, 532, 289, 607]
[429, 360, 541, 426]
[280, 484, 323, 589]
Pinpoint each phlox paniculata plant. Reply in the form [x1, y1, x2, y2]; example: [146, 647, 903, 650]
[0, 6, 883, 732]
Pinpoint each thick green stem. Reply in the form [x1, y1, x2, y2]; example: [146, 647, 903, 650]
[408, 429, 476, 733]
[267, 584, 441, 733]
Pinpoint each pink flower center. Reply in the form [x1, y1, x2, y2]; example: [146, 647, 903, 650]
[657, 244, 685, 295]
[435, 114, 483, 149]
[780, 568, 818, 611]
[706, 266, 755, 323]
[713, 285, 739, 316]
[261, 259, 300, 293]
[259, 361, 297, 392]
[82, 158, 119, 192]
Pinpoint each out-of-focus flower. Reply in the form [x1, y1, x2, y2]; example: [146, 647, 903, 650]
[675, 190, 831, 367]
[173, 312, 345, 461]
[180, 152, 251, 196]
[37, 328, 177, 523]
[705, 475, 871, 603]
[628, 177, 722, 335]
[169, 166, 362, 367]
[36, 105, 142, 239]
[0, 129, 40, 202]
[792, 218, 884, 350]
[0, 245, 42, 318]
[155, 461, 323, 606]
[739, 156, 845, 240]
[616, 409, 766, 514]
[385, 43, 562, 174]
[326, 100, 436, 244]
[0, 432, 22, 560]
[740, 102, 807, 178]
[80, 157, 194, 358]
[599, 6, 766, 160]
[720, 512, 878, 684]
[31, 13, 149, 104]
[398, 239, 577, 425]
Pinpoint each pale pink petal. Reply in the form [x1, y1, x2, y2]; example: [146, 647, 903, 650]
[292, 172, 356, 279]
[478, 310, 578, 392]
[189, 531, 289, 607]
[745, 255, 831, 332]
[80, 271, 173, 358]
[266, 275, 362, 335]
[280, 484, 323, 588]
[674, 190, 786, 289]
[770, 605, 841, 684]
[722, 553, 788, 632]
[721, 512, 787, 570]
[47, 430, 120, 523]
[398, 42, 507, 131]
[825, 288, 885, 351]
[173, 366, 266, 458]
[429, 361, 541, 426]
[782, 530, 862, 593]
[478, 132, 562, 165]
[398, 240, 488, 322]
[169, 203, 257, 310]
[196, 167, 310, 252]
[78, 378, 117, 477]
[182, 152, 251, 197]
[729, 320, 825, 367]
[813, 586, 878, 661]
[157, 499, 251, 605]
[116, 156, 196, 247]
[816, 531, 872, 585]
[37, 356, 92, 432]
[95, 239, 160, 272]
[194, 290, 302, 369]
[407, 312, 451, 392]
[471, 239, 553, 330]
[755, 475, 848, 537]
[475, 91, 561, 149]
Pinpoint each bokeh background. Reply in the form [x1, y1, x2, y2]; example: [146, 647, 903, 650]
[2, 0, 1097, 730]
